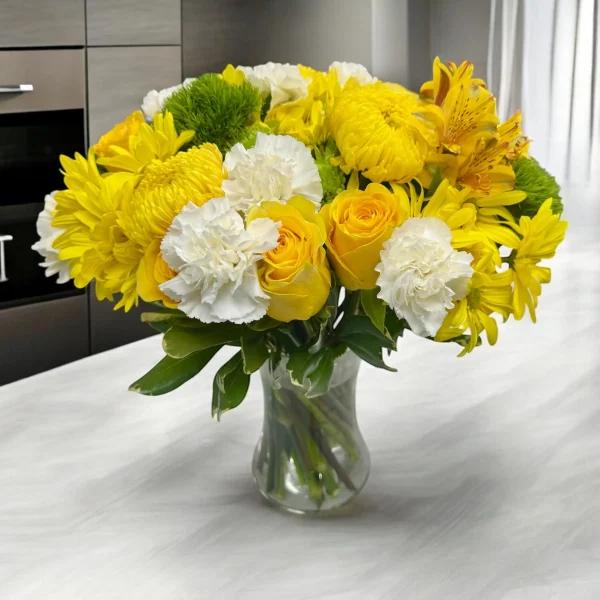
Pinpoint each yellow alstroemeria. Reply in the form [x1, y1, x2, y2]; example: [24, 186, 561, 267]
[420, 57, 488, 105]
[97, 111, 194, 174]
[221, 64, 246, 86]
[510, 198, 568, 322]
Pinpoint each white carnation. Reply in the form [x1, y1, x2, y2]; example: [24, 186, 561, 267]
[237, 62, 308, 110]
[159, 197, 280, 324]
[141, 78, 196, 122]
[375, 217, 474, 338]
[31, 192, 71, 284]
[329, 61, 377, 87]
[222, 133, 323, 215]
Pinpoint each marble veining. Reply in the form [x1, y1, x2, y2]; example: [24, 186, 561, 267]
[0, 192, 599, 599]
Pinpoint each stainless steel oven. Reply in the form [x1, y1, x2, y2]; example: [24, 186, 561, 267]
[0, 50, 86, 310]
[0, 50, 89, 385]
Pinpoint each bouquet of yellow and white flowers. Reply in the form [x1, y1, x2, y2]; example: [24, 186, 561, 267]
[34, 58, 567, 513]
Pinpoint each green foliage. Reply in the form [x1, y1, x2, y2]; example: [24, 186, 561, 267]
[385, 310, 409, 345]
[314, 140, 346, 204]
[334, 314, 396, 371]
[360, 288, 386, 332]
[163, 74, 262, 152]
[129, 347, 220, 396]
[512, 156, 563, 218]
[162, 323, 244, 359]
[240, 331, 270, 374]
[212, 352, 251, 420]
[236, 122, 273, 149]
[286, 345, 347, 398]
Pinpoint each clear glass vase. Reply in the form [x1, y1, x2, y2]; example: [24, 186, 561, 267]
[252, 350, 370, 515]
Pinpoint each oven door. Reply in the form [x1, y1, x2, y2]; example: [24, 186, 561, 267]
[0, 50, 86, 309]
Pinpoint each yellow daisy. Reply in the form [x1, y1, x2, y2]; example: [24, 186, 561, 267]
[510, 198, 568, 322]
[97, 111, 194, 174]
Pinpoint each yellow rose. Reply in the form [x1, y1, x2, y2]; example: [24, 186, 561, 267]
[319, 183, 407, 290]
[91, 110, 144, 159]
[137, 239, 179, 309]
[247, 196, 331, 322]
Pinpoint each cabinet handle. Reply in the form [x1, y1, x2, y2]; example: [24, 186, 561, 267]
[0, 84, 34, 94]
[0, 235, 13, 283]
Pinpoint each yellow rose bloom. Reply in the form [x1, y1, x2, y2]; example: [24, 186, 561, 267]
[329, 82, 432, 183]
[91, 110, 144, 159]
[319, 183, 406, 290]
[247, 196, 331, 322]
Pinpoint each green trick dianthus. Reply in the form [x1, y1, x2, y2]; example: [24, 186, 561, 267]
[163, 74, 262, 153]
[512, 156, 563, 218]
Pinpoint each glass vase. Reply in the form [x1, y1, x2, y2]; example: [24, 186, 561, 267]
[252, 350, 370, 515]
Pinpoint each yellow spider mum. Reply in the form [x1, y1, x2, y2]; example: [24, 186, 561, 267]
[329, 81, 432, 183]
[97, 111, 194, 174]
[509, 198, 568, 322]
[91, 110, 144, 159]
[120, 143, 225, 304]
[52, 152, 142, 311]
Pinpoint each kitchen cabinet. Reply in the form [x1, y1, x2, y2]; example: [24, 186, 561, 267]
[86, 0, 181, 47]
[87, 46, 182, 145]
[0, 0, 85, 48]
[0, 295, 89, 386]
[89, 286, 156, 354]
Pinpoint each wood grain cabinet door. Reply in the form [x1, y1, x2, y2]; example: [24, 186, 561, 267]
[87, 46, 182, 145]
[86, 0, 181, 46]
[0, 0, 85, 48]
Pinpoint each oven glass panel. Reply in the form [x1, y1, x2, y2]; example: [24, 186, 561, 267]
[0, 109, 85, 309]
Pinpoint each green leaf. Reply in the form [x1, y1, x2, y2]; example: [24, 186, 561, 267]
[385, 310, 409, 344]
[360, 288, 386, 332]
[308, 305, 333, 353]
[241, 331, 270, 374]
[147, 321, 172, 334]
[163, 323, 244, 359]
[336, 314, 395, 350]
[442, 334, 482, 348]
[305, 346, 347, 398]
[247, 315, 281, 331]
[426, 167, 443, 197]
[129, 347, 220, 396]
[343, 338, 397, 372]
[141, 311, 184, 323]
[212, 351, 251, 420]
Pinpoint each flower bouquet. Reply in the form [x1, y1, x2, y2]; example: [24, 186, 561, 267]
[34, 59, 567, 514]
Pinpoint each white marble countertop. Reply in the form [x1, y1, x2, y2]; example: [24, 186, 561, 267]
[1, 202, 599, 599]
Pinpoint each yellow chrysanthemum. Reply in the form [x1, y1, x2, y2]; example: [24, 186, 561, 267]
[97, 111, 194, 174]
[52, 152, 142, 311]
[510, 198, 568, 322]
[120, 143, 225, 303]
[91, 110, 144, 159]
[329, 81, 432, 183]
